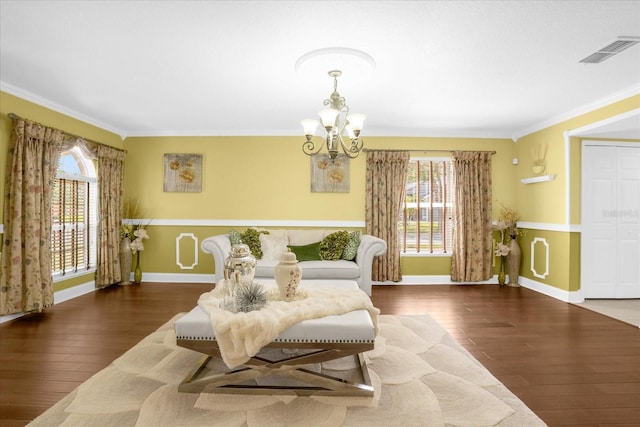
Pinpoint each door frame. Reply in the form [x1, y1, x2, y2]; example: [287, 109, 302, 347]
[580, 140, 640, 299]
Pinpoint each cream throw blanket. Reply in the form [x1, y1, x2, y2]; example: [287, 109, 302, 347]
[197, 282, 379, 369]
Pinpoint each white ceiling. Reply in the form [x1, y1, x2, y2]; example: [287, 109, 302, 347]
[1, 0, 639, 140]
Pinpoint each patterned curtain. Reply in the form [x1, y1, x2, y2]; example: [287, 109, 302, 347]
[95, 145, 126, 288]
[365, 150, 410, 282]
[0, 119, 63, 315]
[450, 151, 493, 282]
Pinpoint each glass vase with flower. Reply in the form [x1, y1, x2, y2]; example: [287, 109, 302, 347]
[129, 228, 149, 283]
[493, 203, 521, 286]
[121, 199, 151, 285]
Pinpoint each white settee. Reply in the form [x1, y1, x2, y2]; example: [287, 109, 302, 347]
[201, 229, 387, 296]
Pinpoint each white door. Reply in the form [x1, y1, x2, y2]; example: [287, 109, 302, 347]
[616, 146, 640, 298]
[581, 143, 640, 298]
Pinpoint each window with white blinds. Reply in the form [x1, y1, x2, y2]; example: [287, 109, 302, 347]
[51, 149, 97, 278]
[399, 158, 454, 254]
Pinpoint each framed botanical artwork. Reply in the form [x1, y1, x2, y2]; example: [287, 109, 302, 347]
[310, 153, 350, 193]
[163, 153, 203, 193]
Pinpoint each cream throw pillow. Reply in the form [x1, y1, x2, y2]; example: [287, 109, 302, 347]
[287, 229, 332, 246]
[260, 230, 289, 261]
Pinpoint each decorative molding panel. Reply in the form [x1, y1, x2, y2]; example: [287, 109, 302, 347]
[176, 233, 199, 270]
[530, 237, 550, 279]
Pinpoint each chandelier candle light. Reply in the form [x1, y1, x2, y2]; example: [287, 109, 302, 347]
[301, 70, 366, 161]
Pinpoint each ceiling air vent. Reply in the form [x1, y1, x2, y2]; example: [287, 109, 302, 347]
[580, 36, 640, 64]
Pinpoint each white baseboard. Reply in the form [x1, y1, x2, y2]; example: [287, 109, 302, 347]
[376, 275, 583, 302]
[137, 273, 215, 284]
[519, 277, 583, 303]
[54, 281, 96, 304]
[1, 280, 97, 324]
[374, 275, 497, 285]
[0, 273, 579, 325]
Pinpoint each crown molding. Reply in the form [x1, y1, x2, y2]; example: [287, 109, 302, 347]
[1, 81, 127, 139]
[125, 127, 514, 139]
[5, 79, 636, 142]
[512, 84, 640, 141]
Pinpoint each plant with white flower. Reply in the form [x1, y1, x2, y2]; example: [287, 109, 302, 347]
[494, 242, 510, 257]
[130, 228, 150, 253]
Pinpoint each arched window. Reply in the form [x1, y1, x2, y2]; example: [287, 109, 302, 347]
[51, 146, 98, 278]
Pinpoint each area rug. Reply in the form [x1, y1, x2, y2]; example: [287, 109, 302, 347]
[28, 314, 546, 426]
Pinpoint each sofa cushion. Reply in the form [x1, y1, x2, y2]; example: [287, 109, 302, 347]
[254, 259, 359, 281]
[341, 231, 361, 261]
[297, 260, 360, 280]
[255, 259, 279, 277]
[319, 231, 350, 260]
[288, 241, 322, 261]
[260, 230, 289, 261]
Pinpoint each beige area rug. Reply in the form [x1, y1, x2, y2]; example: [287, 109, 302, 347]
[28, 314, 546, 427]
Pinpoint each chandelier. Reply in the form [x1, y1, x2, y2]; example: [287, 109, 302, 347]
[301, 70, 366, 161]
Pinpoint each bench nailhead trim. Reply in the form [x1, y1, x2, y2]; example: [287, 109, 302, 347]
[176, 335, 374, 344]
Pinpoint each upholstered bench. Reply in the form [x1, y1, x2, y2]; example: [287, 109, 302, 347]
[175, 279, 376, 396]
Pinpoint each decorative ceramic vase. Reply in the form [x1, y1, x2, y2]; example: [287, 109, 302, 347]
[224, 244, 257, 287]
[498, 256, 507, 286]
[134, 252, 142, 284]
[119, 237, 132, 285]
[275, 250, 302, 301]
[507, 236, 521, 287]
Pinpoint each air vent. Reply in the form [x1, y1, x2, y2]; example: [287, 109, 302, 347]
[579, 36, 640, 64]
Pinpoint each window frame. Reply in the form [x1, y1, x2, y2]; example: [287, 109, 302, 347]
[399, 156, 454, 257]
[51, 147, 98, 282]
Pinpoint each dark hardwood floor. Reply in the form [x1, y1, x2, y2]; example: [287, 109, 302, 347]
[1, 283, 639, 426]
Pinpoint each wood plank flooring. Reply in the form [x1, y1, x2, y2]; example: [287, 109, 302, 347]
[1, 283, 639, 426]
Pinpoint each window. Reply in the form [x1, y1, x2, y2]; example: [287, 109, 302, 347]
[399, 158, 454, 254]
[51, 146, 98, 278]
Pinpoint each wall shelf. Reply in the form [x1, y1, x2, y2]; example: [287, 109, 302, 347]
[521, 174, 556, 184]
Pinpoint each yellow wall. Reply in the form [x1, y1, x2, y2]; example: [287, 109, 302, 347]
[514, 94, 639, 292]
[2, 90, 639, 295]
[123, 135, 515, 275]
[515, 95, 639, 224]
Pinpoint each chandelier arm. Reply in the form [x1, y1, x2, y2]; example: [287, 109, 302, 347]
[338, 135, 362, 159]
[302, 136, 327, 157]
[349, 136, 364, 154]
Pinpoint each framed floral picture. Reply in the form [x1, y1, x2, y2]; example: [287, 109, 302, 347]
[310, 153, 350, 193]
[163, 153, 203, 193]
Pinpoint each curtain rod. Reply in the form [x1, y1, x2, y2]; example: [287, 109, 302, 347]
[7, 112, 126, 153]
[362, 148, 496, 154]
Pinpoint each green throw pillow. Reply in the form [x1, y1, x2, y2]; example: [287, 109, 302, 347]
[288, 241, 322, 261]
[320, 231, 350, 260]
[341, 231, 361, 261]
[240, 228, 268, 259]
[228, 229, 242, 245]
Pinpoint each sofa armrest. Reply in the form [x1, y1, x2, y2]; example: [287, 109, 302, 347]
[201, 235, 232, 284]
[355, 234, 387, 296]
